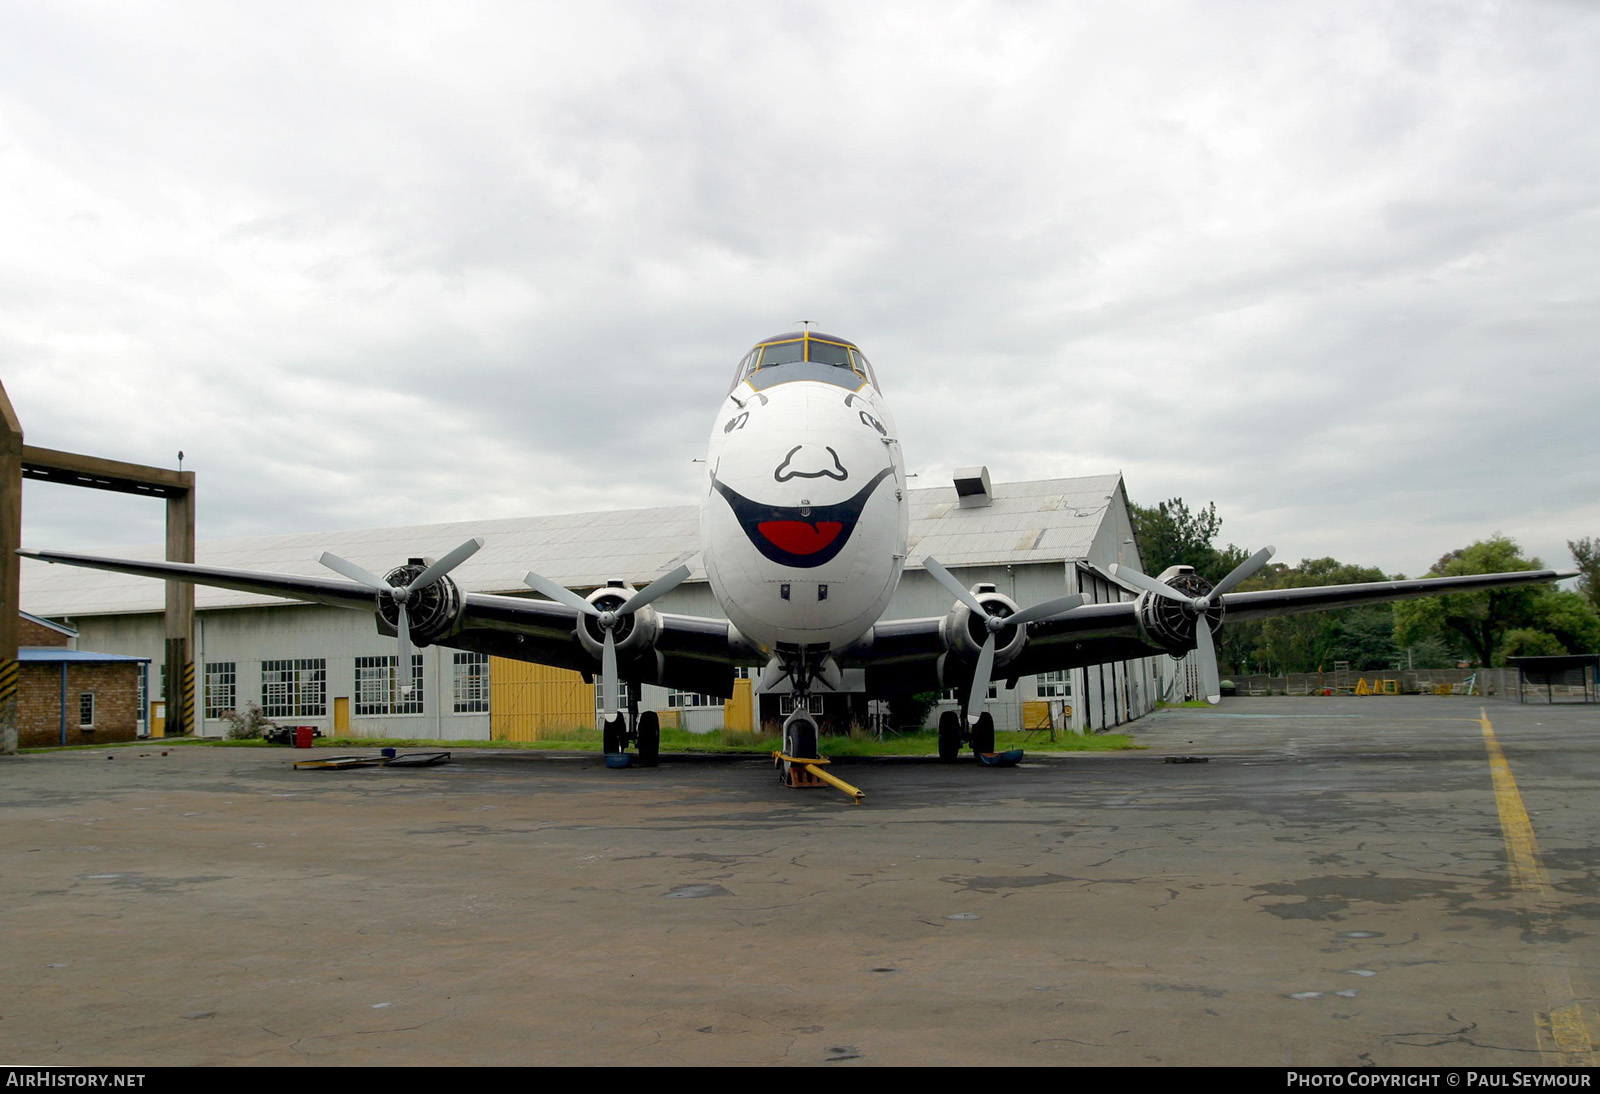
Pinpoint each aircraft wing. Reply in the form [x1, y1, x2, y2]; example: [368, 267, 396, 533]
[1217, 568, 1572, 621]
[18, 548, 744, 699]
[853, 567, 1573, 693]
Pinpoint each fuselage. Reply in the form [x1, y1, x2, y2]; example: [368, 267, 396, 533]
[700, 332, 909, 653]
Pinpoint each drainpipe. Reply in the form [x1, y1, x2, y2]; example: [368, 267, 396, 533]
[59, 661, 67, 746]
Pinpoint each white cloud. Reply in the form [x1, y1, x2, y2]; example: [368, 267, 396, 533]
[3, 0, 1597, 578]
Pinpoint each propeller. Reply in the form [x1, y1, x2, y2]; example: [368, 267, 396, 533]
[1109, 545, 1276, 704]
[318, 536, 485, 693]
[523, 564, 692, 721]
[922, 556, 1085, 724]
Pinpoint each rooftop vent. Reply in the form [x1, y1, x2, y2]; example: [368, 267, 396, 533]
[953, 466, 993, 508]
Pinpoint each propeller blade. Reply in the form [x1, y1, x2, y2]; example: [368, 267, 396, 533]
[1009, 593, 1085, 625]
[923, 556, 991, 618]
[1108, 563, 1191, 604]
[410, 536, 485, 591]
[1210, 544, 1277, 598]
[600, 628, 619, 721]
[968, 633, 996, 726]
[318, 552, 391, 592]
[1195, 618, 1221, 704]
[396, 599, 414, 695]
[618, 564, 691, 615]
[523, 570, 600, 616]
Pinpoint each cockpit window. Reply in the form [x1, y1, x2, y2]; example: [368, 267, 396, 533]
[733, 331, 876, 393]
[758, 340, 806, 367]
[807, 339, 853, 367]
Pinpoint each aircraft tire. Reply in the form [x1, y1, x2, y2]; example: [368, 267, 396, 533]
[636, 710, 660, 767]
[602, 715, 625, 755]
[937, 710, 961, 763]
[783, 712, 819, 761]
[970, 711, 995, 757]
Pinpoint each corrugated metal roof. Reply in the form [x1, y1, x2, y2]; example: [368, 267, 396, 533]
[21, 473, 1123, 617]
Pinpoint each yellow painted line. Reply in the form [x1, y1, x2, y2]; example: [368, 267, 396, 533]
[1477, 708, 1550, 898]
[1477, 708, 1596, 1065]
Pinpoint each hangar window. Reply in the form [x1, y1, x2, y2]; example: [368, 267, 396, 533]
[355, 655, 424, 716]
[262, 658, 327, 718]
[668, 690, 717, 708]
[1037, 670, 1072, 699]
[778, 694, 824, 716]
[453, 652, 489, 713]
[205, 662, 236, 720]
[943, 685, 998, 702]
[78, 691, 95, 728]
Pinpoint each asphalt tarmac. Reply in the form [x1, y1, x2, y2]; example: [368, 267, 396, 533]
[1, 696, 1595, 1067]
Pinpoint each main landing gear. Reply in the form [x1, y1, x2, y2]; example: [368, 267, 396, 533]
[937, 708, 996, 762]
[601, 684, 659, 767]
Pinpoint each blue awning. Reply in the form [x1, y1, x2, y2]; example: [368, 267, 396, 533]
[17, 648, 150, 664]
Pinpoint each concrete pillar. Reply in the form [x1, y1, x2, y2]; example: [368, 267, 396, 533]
[163, 478, 195, 735]
[1, 379, 21, 755]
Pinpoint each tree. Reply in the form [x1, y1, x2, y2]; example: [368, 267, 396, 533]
[1570, 537, 1600, 611]
[1220, 557, 1398, 674]
[1392, 535, 1571, 667]
[1129, 498, 1246, 585]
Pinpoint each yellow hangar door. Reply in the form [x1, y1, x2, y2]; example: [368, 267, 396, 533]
[489, 658, 596, 741]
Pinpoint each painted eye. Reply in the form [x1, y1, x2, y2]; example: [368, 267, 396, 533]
[723, 411, 749, 434]
[859, 411, 886, 435]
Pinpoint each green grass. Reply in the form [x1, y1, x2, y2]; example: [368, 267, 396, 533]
[307, 726, 1142, 755]
[23, 726, 1142, 755]
[1155, 700, 1214, 709]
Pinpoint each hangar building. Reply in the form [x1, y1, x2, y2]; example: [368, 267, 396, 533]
[20, 472, 1179, 740]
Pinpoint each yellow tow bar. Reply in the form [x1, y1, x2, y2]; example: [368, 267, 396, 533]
[771, 752, 865, 804]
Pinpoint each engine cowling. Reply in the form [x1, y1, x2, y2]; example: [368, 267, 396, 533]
[939, 583, 1027, 682]
[371, 561, 466, 647]
[573, 581, 662, 664]
[1135, 566, 1224, 655]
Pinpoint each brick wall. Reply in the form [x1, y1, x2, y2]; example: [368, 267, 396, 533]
[18, 662, 141, 748]
[19, 616, 72, 648]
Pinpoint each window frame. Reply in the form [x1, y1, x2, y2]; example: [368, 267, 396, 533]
[354, 654, 425, 717]
[452, 651, 490, 714]
[261, 658, 328, 719]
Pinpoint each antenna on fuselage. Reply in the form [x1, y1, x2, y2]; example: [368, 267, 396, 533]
[795, 319, 813, 329]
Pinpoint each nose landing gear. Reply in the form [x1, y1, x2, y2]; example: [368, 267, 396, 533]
[773, 706, 863, 803]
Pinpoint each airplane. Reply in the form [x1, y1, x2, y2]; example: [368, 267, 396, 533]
[19, 329, 1573, 787]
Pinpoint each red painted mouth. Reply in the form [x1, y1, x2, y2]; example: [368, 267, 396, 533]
[757, 520, 844, 556]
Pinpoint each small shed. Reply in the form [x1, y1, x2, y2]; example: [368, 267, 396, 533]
[16, 611, 148, 747]
[1504, 654, 1599, 704]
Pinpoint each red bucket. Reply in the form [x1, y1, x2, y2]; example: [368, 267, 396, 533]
[294, 726, 315, 749]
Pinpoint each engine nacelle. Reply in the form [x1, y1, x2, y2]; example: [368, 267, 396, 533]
[939, 583, 1028, 678]
[573, 581, 662, 664]
[1135, 566, 1224, 655]
[376, 561, 465, 647]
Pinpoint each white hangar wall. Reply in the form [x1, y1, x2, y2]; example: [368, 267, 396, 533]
[26, 473, 1173, 740]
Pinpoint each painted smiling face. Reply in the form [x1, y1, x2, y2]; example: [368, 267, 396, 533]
[707, 384, 896, 571]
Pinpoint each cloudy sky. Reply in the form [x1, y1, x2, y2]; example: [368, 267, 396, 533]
[4, 0, 1597, 579]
